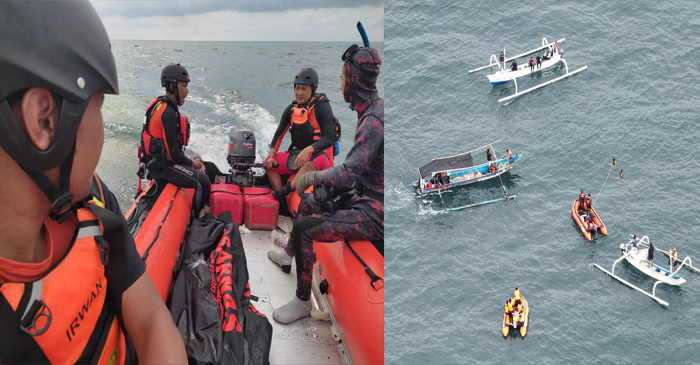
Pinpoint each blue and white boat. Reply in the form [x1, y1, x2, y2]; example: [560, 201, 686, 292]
[411, 138, 521, 195]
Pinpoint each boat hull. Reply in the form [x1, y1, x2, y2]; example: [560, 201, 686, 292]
[502, 296, 529, 338]
[487, 53, 561, 84]
[624, 246, 685, 285]
[413, 154, 521, 195]
[126, 182, 193, 302]
[314, 241, 384, 364]
[287, 183, 385, 364]
[572, 200, 607, 241]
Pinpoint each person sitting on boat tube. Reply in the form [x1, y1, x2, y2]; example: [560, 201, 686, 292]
[586, 194, 592, 210]
[267, 43, 384, 324]
[0, 2, 187, 362]
[141, 63, 212, 216]
[504, 300, 513, 326]
[510, 59, 518, 72]
[543, 50, 551, 61]
[511, 288, 523, 309]
[579, 189, 586, 207]
[265, 68, 337, 202]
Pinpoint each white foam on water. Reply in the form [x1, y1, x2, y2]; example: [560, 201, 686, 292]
[182, 90, 279, 173]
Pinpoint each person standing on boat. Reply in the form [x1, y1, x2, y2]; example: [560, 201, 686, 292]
[140, 63, 212, 216]
[499, 51, 505, 71]
[510, 59, 518, 72]
[0, 2, 187, 362]
[506, 149, 513, 164]
[528, 57, 535, 73]
[671, 248, 679, 271]
[630, 235, 640, 248]
[648, 241, 655, 268]
[486, 147, 493, 161]
[265, 68, 337, 201]
[267, 43, 384, 324]
[536, 53, 542, 70]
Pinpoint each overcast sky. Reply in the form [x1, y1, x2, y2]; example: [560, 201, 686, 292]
[91, 0, 384, 42]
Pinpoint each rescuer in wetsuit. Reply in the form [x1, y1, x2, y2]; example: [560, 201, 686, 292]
[141, 63, 211, 214]
[267, 44, 384, 324]
[0, 2, 186, 362]
[265, 68, 337, 201]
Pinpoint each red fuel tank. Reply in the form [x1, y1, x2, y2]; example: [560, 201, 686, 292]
[243, 187, 278, 230]
[210, 184, 244, 225]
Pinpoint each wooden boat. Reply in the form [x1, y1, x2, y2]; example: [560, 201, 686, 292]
[593, 235, 694, 306]
[502, 296, 529, 338]
[410, 139, 520, 212]
[411, 138, 521, 195]
[571, 200, 607, 241]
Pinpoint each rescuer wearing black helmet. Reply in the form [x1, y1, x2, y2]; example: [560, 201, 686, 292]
[265, 67, 338, 201]
[0, 2, 186, 362]
[140, 63, 212, 215]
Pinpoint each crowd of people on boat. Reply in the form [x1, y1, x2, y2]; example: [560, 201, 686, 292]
[578, 190, 599, 232]
[503, 288, 526, 329]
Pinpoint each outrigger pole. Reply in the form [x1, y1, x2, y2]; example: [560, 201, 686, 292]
[592, 263, 670, 307]
[469, 38, 566, 73]
[498, 60, 587, 103]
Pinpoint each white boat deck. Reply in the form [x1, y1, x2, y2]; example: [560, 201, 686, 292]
[487, 52, 561, 84]
[240, 217, 343, 365]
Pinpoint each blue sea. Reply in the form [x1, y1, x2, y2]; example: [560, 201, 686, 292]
[98, 40, 383, 210]
[385, 1, 700, 364]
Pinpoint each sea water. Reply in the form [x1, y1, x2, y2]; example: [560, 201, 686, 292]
[385, 1, 700, 363]
[98, 40, 383, 210]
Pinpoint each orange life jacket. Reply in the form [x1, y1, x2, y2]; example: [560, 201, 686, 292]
[0, 206, 126, 364]
[289, 94, 339, 163]
[140, 96, 190, 163]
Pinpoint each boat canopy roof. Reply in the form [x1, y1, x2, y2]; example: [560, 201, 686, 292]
[419, 152, 473, 178]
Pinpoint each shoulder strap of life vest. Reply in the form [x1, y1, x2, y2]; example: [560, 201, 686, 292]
[0, 203, 126, 364]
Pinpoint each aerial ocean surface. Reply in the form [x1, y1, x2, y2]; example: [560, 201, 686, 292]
[98, 40, 383, 210]
[385, 1, 700, 364]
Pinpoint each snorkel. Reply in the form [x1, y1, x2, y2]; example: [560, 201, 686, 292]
[348, 21, 371, 111]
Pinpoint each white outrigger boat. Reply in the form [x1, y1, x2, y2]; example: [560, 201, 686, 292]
[593, 235, 694, 306]
[469, 37, 587, 103]
[487, 51, 562, 85]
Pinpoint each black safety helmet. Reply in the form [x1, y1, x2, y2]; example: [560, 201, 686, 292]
[0, 1, 119, 222]
[294, 68, 318, 94]
[161, 63, 190, 94]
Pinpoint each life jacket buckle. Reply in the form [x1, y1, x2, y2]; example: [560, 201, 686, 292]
[20, 299, 52, 336]
[96, 236, 110, 266]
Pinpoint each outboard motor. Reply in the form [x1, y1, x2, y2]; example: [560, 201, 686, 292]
[227, 127, 258, 186]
